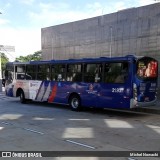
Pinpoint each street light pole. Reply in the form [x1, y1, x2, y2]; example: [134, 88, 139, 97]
[110, 26, 113, 58]
[0, 13, 2, 92]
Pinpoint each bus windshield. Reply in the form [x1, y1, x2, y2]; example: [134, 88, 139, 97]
[136, 57, 158, 79]
[5, 62, 14, 83]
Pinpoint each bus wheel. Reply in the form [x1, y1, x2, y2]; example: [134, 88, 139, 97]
[20, 90, 26, 104]
[69, 95, 81, 111]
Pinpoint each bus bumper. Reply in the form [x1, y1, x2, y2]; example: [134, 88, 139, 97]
[130, 98, 157, 108]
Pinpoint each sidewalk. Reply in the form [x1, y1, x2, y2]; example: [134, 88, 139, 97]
[134, 92, 160, 114]
[134, 100, 160, 114]
[0, 87, 5, 95]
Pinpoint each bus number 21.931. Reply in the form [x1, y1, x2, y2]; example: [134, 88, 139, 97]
[112, 88, 124, 93]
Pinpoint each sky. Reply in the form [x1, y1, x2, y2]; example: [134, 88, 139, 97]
[0, 0, 159, 61]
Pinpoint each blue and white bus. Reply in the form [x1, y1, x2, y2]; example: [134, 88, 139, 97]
[5, 55, 158, 111]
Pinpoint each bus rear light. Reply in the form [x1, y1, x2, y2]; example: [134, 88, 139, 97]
[134, 93, 137, 96]
[133, 83, 137, 89]
[133, 89, 137, 93]
[133, 87, 137, 91]
[133, 95, 137, 100]
[133, 83, 138, 100]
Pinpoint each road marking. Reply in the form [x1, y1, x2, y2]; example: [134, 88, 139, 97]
[23, 128, 44, 135]
[1, 121, 44, 135]
[69, 119, 89, 121]
[1, 121, 13, 125]
[66, 139, 96, 149]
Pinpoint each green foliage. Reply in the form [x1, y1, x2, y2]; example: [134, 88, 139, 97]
[15, 50, 42, 62]
[0, 52, 9, 73]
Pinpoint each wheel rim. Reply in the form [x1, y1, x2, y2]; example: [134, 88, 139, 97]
[71, 98, 79, 109]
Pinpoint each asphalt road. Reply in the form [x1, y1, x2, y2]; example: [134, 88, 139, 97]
[0, 93, 160, 160]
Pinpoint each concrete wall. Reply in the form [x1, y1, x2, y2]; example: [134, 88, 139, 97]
[41, 3, 160, 84]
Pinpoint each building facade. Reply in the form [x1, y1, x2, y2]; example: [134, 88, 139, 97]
[41, 3, 160, 83]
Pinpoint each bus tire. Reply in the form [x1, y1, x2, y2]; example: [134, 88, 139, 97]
[69, 95, 81, 111]
[20, 90, 26, 104]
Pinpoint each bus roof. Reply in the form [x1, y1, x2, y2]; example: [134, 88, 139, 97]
[8, 55, 148, 65]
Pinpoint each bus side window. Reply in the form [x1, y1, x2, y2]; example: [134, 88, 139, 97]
[37, 64, 51, 80]
[95, 64, 102, 83]
[52, 64, 66, 81]
[66, 64, 82, 82]
[15, 65, 26, 80]
[84, 64, 102, 83]
[46, 65, 51, 80]
[104, 62, 128, 83]
[26, 65, 36, 80]
[51, 65, 55, 81]
[5, 70, 8, 80]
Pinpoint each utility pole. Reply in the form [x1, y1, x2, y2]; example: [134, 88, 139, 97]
[110, 26, 113, 58]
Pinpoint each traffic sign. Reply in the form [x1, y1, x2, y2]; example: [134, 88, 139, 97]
[0, 45, 15, 52]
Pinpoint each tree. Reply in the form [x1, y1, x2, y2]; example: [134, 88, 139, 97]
[15, 50, 42, 62]
[31, 50, 42, 61]
[0, 52, 9, 75]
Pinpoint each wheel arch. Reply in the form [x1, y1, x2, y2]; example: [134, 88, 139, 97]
[68, 92, 81, 104]
[16, 88, 24, 97]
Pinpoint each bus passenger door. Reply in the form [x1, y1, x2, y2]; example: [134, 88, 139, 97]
[98, 62, 132, 109]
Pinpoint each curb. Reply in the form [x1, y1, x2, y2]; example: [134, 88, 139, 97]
[134, 107, 160, 114]
[133, 102, 160, 114]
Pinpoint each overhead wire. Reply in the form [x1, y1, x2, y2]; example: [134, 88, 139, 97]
[0, 46, 16, 61]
